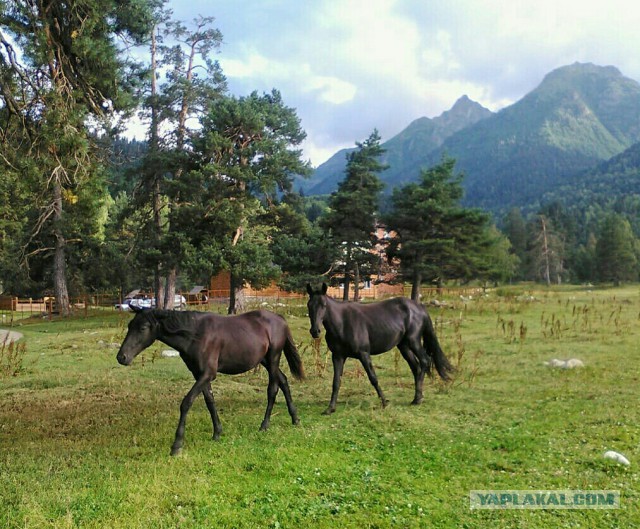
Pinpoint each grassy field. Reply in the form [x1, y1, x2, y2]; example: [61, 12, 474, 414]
[0, 285, 638, 528]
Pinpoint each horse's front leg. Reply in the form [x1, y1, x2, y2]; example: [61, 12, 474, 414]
[171, 374, 212, 456]
[202, 383, 222, 440]
[359, 352, 389, 408]
[323, 353, 345, 415]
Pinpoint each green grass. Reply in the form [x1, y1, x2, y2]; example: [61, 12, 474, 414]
[1, 286, 638, 528]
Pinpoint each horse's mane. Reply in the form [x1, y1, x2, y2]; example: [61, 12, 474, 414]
[147, 309, 202, 337]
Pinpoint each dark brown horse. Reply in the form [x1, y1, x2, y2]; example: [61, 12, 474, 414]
[116, 307, 304, 455]
[306, 283, 452, 414]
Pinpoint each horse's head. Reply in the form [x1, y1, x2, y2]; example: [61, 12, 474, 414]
[116, 307, 160, 366]
[306, 283, 328, 339]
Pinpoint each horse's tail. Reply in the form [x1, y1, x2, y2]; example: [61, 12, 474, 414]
[422, 309, 454, 381]
[283, 326, 305, 381]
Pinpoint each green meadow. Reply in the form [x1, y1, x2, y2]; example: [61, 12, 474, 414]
[0, 285, 638, 528]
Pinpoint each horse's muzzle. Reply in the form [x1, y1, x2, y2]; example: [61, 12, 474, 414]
[116, 350, 132, 366]
[309, 328, 321, 339]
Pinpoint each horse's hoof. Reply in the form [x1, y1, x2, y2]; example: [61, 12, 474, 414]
[410, 398, 423, 406]
[259, 423, 269, 432]
[292, 418, 301, 426]
[322, 408, 335, 416]
[213, 433, 222, 441]
[170, 446, 182, 456]
[381, 399, 390, 408]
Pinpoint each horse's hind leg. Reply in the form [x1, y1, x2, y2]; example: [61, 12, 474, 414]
[398, 343, 424, 405]
[202, 383, 223, 440]
[277, 369, 300, 425]
[259, 357, 280, 431]
[359, 352, 389, 409]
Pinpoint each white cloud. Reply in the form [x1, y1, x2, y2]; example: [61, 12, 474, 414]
[321, 0, 421, 74]
[305, 74, 357, 105]
[301, 140, 342, 169]
[221, 54, 356, 105]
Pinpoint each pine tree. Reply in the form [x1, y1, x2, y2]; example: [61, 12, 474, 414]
[320, 131, 386, 300]
[268, 199, 338, 292]
[134, 14, 226, 308]
[0, 0, 157, 313]
[385, 157, 499, 299]
[190, 90, 309, 313]
[573, 233, 598, 283]
[596, 214, 638, 285]
[503, 207, 527, 278]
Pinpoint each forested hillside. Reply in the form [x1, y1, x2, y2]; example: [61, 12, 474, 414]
[432, 63, 640, 213]
[301, 95, 493, 195]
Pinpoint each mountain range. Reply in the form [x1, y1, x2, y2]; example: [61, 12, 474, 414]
[299, 63, 640, 216]
[299, 94, 493, 195]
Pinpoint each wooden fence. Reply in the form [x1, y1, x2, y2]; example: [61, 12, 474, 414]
[0, 285, 486, 321]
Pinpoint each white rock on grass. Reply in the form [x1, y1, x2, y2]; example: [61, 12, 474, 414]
[0, 329, 23, 344]
[564, 358, 584, 368]
[98, 340, 120, 348]
[603, 451, 630, 466]
[161, 349, 180, 358]
[544, 358, 584, 369]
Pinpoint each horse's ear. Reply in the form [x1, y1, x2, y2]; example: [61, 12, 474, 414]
[306, 283, 314, 296]
[321, 283, 328, 294]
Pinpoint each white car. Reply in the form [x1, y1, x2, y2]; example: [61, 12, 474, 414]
[115, 294, 153, 311]
[115, 294, 186, 311]
[173, 295, 187, 309]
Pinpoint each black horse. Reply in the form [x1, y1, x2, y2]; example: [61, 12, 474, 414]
[116, 307, 304, 455]
[306, 283, 452, 414]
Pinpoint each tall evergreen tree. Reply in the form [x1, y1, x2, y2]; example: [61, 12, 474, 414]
[473, 225, 520, 287]
[267, 199, 338, 292]
[573, 233, 598, 283]
[134, 14, 226, 308]
[321, 131, 386, 300]
[503, 207, 527, 278]
[0, 0, 157, 313]
[385, 157, 501, 299]
[595, 214, 638, 285]
[190, 90, 309, 313]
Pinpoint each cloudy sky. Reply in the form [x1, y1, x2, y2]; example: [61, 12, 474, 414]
[167, 0, 640, 167]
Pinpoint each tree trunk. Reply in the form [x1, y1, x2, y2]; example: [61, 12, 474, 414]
[154, 269, 165, 310]
[52, 180, 70, 316]
[410, 269, 422, 301]
[342, 275, 350, 301]
[353, 262, 360, 302]
[228, 272, 245, 314]
[540, 216, 551, 287]
[343, 246, 351, 301]
[161, 32, 195, 313]
[164, 268, 176, 309]
[149, 25, 166, 310]
[153, 175, 165, 309]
